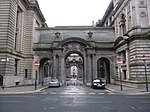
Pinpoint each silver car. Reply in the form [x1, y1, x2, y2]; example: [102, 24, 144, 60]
[49, 79, 60, 87]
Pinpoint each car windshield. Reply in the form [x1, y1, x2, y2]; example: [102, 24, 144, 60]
[50, 79, 58, 82]
[93, 79, 101, 83]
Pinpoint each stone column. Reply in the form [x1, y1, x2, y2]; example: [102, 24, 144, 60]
[60, 55, 65, 84]
[126, 48, 130, 80]
[87, 54, 91, 84]
[83, 54, 87, 84]
[90, 54, 93, 84]
[93, 54, 97, 79]
[56, 55, 59, 79]
[52, 54, 56, 78]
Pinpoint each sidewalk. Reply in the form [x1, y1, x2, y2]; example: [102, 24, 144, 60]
[106, 84, 150, 95]
[0, 85, 48, 94]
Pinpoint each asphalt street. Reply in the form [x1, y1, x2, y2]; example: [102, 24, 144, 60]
[0, 85, 150, 112]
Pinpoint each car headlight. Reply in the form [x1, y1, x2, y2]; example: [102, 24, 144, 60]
[93, 83, 97, 85]
[102, 83, 105, 86]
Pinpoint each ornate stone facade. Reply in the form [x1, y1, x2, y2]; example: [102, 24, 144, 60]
[33, 27, 115, 85]
[0, 0, 149, 87]
[98, 0, 150, 88]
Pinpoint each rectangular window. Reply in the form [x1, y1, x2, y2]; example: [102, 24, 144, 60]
[14, 59, 18, 76]
[14, 7, 22, 51]
[25, 69, 28, 78]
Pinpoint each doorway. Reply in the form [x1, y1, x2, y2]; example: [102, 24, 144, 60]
[97, 57, 111, 84]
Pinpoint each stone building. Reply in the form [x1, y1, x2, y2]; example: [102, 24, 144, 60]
[0, 0, 149, 87]
[0, 0, 46, 87]
[97, 0, 150, 88]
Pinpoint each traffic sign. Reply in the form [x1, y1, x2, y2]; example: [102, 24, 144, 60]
[142, 55, 146, 61]
[117, 57, 123, 65]
[34, 61, 40, 70]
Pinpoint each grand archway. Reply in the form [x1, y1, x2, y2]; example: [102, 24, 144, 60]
[65, 52, 84, 85]
[57, 37, 91, 85]
[34, 37, 114, 85]
[33, 28, 115, 86]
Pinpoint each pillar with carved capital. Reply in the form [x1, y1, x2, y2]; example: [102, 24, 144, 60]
[126, 48, 130, 80]
[52, 54, 57, 79]
[83, 54, 87, 84]
[86, 54, 91, 84]
[90, 54, 94, 84]
[60, 54, 65, 85]
[92, 54, 97, 79]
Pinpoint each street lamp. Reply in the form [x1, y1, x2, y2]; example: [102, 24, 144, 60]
[142, 55, 148, 92]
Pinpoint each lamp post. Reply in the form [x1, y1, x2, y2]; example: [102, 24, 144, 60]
[142, 55, 148, 92]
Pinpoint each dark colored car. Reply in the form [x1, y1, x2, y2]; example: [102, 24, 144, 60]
[91, 79, 105, 89]
[49, 79, 60, 87]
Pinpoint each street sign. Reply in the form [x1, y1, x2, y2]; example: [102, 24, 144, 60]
[142, 55, 146, 61]
[117, 57, 123, 65]
[34, 61, 40, 70]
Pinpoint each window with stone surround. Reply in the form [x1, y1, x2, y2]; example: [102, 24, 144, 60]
[14, 7, 23, 51]
[14, 59, 19, 76]
[139, 0, 146, 7]
[127, 14, 131, 30]
[25, 69, 28, 78]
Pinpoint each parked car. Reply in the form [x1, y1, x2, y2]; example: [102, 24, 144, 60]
[91, 79, 105, 89]
[49, 79, 60, 87]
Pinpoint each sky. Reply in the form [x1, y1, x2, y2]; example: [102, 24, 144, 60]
[37, 0, 112, 27]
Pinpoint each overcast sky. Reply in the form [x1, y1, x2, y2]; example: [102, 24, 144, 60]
[37, 0, 111, 27]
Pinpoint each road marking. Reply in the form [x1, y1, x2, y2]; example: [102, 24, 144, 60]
[0, 101, 23, 103]
[50, 92, 57, 94]
[108, 92, 115, 94]
[105, 90, 110, 92]
[41, 92, 48, 94]
[39, 92, 108, 95]
[105, 90, 115, 94]
[0, 95, 34, 98]
[89, 93, 95, 95]
[77, 93, 86, 94]
[75, 101, 112, 104]
[60, 96, 105, 98]
[98, 93, 104, 95]
[126, 96, 150, 99]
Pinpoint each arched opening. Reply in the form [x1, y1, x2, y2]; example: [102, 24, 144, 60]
[70, 66, 78, 78]
[39, 58, 52, 85]
[97, 57, 111, 84]
[65, 53, 84, 85]
[58, 38, 91, 85]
